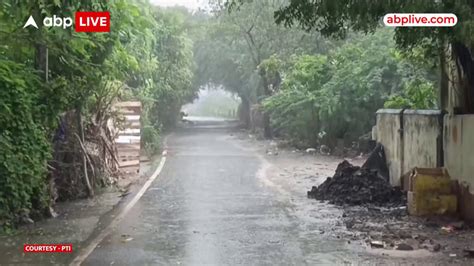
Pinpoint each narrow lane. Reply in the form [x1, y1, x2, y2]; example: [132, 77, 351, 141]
[83, 121, 356, 265]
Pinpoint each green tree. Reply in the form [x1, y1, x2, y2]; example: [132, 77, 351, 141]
[0, 0, 117, 229]
[0, 0, 198, 229]
[264, 0, 472, 113]
[263, 29, 438, 147]
[193, 0, 335, 135]
[263, 54, 331, 146]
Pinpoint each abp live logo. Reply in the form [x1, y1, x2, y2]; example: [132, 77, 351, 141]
[23, 12, 110, 32]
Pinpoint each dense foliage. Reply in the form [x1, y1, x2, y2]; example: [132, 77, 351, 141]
[237, 0, 473, 113]
[263, 30, 437, 147]
[194, 1, 438, 147]
[0, 62, 51, 229]
[0, 0, 197, 229]
[193, 0, 334, 133]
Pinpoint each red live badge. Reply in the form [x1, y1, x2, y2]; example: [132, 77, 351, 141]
[75, 12, 110, 32]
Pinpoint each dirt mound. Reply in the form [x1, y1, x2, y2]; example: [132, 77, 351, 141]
[307, 160, 405, 206]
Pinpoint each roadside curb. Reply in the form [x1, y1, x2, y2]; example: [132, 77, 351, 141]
[70, 149, 168, 265]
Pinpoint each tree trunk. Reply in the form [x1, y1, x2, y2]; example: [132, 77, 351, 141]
[239, 97, 251, 128]
[261, 76, 272, 139]
[34, 4, 48, 81]
[76, 108, 94, 198]
[263, 112, 272, 139]
[452, 42, 474, 113]
[310, 105, 320, 147]
[35, 45, 48, 81]
[440, 45, 449, 111]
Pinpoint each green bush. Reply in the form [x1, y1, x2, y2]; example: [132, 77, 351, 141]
[0, 61, 51, 230]
[264, 30, 438, 147]
[384, 79, 437, 109]
[141, 125, 161, 156]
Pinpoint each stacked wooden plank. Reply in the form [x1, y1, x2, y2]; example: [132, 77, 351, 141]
[114, 101, 141, 175]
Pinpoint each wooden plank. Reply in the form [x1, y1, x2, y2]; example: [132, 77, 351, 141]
[118, 133, 141, 137]
[117, 150, 141, 156]
[119, 129, 141, 135]
[118, 140, 140, 145]
[128, 122, 141, 129]
[119, 166, 140, 174]
[140, 156, 151, 162]
[120, 158, 140, 163]
[116, 143, 140, 149]
[121, 125, 141, 130]
[124, 118, 140, 123]
[119, 160, 140, 168]
[118, 156, 140, 161]
[119, 152, 139, 157]
[117, 149, 140, 154]
[119, 167, 140, 174]
[118, 149, 140, 155]
[115, 101, 141, 108]
[119, 152, 140, 158]
[119, 155, 140, 160]
[120, 159, 140, 163]
[115, 101, 142, 174]
[117, 109, 140, 115]
[115, 136, 140, 144]
[121, 120, 138, 124]
[118, 106, 141, 112]
[119, 165, 140, 170]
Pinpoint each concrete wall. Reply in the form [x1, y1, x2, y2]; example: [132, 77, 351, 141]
[375, 109, 403, 186]
[444, 115, 474, 221]
[402, 110, 442, 176]
[375, 109, 442, 186]
[376, 111, 474, 221]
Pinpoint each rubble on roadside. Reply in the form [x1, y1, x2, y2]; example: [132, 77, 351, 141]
[307, 160, 405, 206]
[339, 205, 474, 257]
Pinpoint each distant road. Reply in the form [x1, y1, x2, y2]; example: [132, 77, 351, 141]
[185, 116, 237, 121]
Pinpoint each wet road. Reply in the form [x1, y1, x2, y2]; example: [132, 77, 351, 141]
[83, 121, 361, 265]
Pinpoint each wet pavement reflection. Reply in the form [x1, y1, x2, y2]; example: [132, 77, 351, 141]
[84, 121, 377, 265]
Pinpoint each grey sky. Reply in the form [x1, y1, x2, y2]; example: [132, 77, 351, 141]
[149, 0, 204, 10]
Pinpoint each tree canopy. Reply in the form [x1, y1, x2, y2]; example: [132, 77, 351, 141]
[229, 0, 474, 112]
[0, 0, 197, 230]
[193, 1, 438, 147]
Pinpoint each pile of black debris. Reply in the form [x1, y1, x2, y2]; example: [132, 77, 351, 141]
[308, 145, 406, 206]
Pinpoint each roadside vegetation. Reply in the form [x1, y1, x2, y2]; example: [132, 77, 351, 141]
[0, 1, 196, 231]
[215, 0, 474, 148]
[193, 1, 439, 147]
